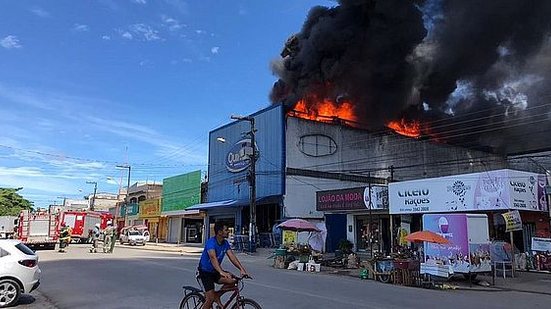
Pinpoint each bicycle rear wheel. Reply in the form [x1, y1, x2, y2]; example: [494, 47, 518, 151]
[232, 298, 262, 309]
[179, 292, 205, 309]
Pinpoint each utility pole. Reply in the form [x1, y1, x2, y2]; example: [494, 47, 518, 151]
[86, 181, 98, 211]
[116, 165, 131, 227]
[231, 115, 257, 253]
[368, 171, 373, 258]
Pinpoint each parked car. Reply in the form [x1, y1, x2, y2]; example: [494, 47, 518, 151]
[119, 229, 146, 246]
[0, 239, 41, 308]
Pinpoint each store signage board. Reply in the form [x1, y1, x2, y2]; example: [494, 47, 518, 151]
[502, 210, 523, 232]
[531, 237, 551, 252]
[316, 186, 388, 211]
[389, 169, 548, 214]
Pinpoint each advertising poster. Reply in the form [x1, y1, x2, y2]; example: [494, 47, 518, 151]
[282, 230, 297, 245]
[531, 237, 551, 252]
[389, 169, 548, 214]
[423, 214, 491, 273]
[502, 210, 523, 232]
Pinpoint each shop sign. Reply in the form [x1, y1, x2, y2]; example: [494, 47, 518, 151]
[316, 186, 388, 212]
[225, 139, 255, 173]
[502, 210, 522, 232]
[531, 237, 551, 252]
[139, 199, 160, 218]
[389, 169, 548, 214]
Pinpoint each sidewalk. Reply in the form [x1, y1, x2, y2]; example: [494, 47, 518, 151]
[320, 266, 551, 295]
[115, 242, 203, 254]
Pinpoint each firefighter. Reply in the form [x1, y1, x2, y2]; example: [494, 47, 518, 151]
[103, 221, 115, 253]
[89, 223, 101, 253]
[58, 222, 71, 253]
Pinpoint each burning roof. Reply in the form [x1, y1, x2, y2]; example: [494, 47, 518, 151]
[270, 0, 551, 154]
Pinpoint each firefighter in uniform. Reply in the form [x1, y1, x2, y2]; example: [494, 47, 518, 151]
[89, 223, 101, 253]
[103, 221, 115, 253]
[58, 222, 72, 253]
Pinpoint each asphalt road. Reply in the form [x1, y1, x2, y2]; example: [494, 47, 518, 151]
[18, 244, 551, 309]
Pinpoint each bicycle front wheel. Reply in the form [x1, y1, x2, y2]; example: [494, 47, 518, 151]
[179, 292, 205, 309]
[232, 298, 262, 309]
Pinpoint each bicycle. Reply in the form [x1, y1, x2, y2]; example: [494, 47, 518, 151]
[180, 272, 262, 309]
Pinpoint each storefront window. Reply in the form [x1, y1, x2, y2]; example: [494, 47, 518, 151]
[355, 216, 380, 252]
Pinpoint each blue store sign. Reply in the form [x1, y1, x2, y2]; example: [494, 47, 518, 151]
[225, 138, 256, 173]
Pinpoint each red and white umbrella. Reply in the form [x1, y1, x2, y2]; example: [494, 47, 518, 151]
[277, 219, 320, 232]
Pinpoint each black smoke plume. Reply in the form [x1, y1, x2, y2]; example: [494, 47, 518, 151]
[270, 0, 551, 153]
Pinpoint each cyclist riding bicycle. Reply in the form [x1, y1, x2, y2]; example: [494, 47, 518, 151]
[198, 221, 249, 309]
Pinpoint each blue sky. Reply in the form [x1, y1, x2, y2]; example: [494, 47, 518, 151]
[0, 0, 333, 207]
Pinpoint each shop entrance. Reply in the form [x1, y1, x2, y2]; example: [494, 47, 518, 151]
[355, 215, 391, 255]
[181, 218, 203, 243]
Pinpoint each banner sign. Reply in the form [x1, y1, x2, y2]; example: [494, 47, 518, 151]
[502, 210, 522, 232]
[389, 169, 548, 214]
[316, 186, 388, 211]
[139, 199, 160, 218]
[531, 237, 551, 252]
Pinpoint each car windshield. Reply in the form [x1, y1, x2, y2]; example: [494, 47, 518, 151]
[129, 231, 141, 236]
[15, 243, 36, 256]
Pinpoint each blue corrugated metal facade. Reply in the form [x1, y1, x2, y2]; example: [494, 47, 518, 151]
[207, 104, 285, 202]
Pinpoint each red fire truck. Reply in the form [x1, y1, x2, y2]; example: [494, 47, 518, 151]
[16, 209, 58, 250]
[58, 210, 113, 243]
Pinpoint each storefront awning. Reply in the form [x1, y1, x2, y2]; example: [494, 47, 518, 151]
[187, 195, 282, 211]
[187, 199, 239, 210]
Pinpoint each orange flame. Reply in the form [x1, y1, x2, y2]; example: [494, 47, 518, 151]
[290, 98, 358, 124]
[387, 119, 421, 138]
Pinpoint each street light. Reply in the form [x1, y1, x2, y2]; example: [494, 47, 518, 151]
[116, 164, 131, 227]
[86, 181, 98, 211]
[231, 115, 257, 253]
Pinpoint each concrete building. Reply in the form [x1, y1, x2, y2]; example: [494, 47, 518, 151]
[86, 192, 120, 212]
[192, 104, 513, 252]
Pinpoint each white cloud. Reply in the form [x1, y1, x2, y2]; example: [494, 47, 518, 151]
[195, 30, 205, 35]
[1, 35, 22, 49]
[182, 58, 193, 63]
[102, 35, 111, 40]
[31, 7, 51, 18]
[132, 0, 147, 4]
[73, 24, 90, 32]
[211, 46, 220, 54]
[121, 31, 133, 40]
[128, 24, 161, 41]
[161, 15, 184, 31]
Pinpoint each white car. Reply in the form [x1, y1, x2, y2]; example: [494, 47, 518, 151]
[0, 240, 41, 308]
[119, 230, 146, 246]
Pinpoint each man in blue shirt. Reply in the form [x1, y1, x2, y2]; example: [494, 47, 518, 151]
[198, 221, 249, 309]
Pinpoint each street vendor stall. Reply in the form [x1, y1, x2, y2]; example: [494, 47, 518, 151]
[273, 219, 322, 271]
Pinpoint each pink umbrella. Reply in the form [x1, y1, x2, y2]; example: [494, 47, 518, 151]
[277, 219, 320, 232]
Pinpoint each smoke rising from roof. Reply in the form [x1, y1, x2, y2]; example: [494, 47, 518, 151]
[270, 0, 551, 153]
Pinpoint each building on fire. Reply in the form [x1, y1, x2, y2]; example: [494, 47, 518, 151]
[183, 104, 551, 256]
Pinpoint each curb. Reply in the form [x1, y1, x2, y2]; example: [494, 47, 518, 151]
[115, 244, 202, 254]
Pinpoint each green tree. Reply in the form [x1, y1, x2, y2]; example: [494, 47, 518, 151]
[0, 188, 34, 216]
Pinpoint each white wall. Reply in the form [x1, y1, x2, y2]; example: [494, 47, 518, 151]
[282, 117, 507, 220]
